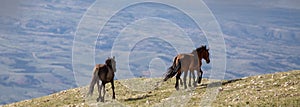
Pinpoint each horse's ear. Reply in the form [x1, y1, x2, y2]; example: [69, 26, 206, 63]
[113, 56, 115, 59]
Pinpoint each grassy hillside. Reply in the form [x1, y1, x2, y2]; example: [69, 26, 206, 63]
[2, 70, 300, 107]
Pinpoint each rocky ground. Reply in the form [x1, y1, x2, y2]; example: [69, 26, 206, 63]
[2, 70, 299, 107]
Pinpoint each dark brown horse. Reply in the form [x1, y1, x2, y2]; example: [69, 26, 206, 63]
[87, 56, 117, 102]
[164, 46, 210, 90]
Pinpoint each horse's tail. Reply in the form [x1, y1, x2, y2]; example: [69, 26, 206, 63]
[164, 56, 181, 81]
[87, 66, 99, 97]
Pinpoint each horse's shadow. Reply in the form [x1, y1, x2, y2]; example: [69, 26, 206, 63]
[124, 94, 153, 101]
[196, 78, 242, 89]
[123, 78, 242, 101]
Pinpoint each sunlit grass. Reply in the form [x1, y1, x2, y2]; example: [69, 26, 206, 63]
[3, 70, 299, 107]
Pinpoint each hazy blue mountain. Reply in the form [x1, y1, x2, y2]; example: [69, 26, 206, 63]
[0, 0, 93, 104]
[204, 0, 300, 78]
[0, 0, 299, 105]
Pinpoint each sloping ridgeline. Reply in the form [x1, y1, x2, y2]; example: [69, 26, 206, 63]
[2, 70, 299, 107]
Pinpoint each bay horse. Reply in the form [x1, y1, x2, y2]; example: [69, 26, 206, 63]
[87, 56, 117, 102]
[163, 46, 210, 90]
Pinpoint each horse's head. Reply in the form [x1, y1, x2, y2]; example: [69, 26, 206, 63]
[106, 56, 117, 72]
[203, 47, 210, 64]
[196, 45, 210, 64]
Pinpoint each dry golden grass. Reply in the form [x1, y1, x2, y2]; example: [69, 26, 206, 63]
[2, 70, 299, 107]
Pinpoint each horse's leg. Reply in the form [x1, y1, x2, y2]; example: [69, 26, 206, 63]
[175, 67, 183, 86]
[192, 69, 197, 87]
[198, 68, 203, 84]
[179, 69, 183, 86]
[102, 84, 105, 102]
[97, 83, 103, 102]
[180, 78, 183, 86]
[183, 71, 188, 89]
[175, 72, 182, 90]
[188, 70, 192, 87]
[96, 80, 100, 96]
[195, 68, 200, 84]
[97, 84, 105, 102]
[111, 80, 116, 99]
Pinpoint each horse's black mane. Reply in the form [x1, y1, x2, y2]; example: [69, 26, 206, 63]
[195, 45, 207, 52]
[105, 58, 113, 69]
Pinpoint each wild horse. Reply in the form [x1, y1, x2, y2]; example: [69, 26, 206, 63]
[164, 46, 210, 90]
[87, 56, 117, 102]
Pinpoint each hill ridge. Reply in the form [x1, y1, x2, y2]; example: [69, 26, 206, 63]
[2, 70, 300, 107]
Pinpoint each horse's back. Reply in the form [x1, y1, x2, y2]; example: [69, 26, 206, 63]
[97, 63, 106, 67]
[95, 64, 114, 83]
[93, 64, 105, 73]
[177, 53, 194, 62]
[176, 53, 194, 71]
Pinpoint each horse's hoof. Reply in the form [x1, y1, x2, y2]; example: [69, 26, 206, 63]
[96, 98, 100, 102]
[193, 83, 197, 87]
[175, 87, 179, 90]
[198, 81, 201, 84]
